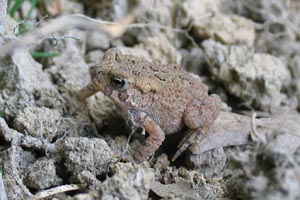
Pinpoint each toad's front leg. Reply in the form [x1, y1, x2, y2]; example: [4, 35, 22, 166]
[67, 80, 100, 114]
[77, 79, 101, 103]
[131, 112, 165, 163]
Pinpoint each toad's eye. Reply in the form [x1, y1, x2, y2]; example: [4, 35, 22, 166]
[110, 76, 128, 88]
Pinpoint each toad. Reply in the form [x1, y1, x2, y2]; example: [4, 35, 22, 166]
[78, 48, 221, 163]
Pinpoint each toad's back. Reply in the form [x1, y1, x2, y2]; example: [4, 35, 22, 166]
[148, 66, 208, 134]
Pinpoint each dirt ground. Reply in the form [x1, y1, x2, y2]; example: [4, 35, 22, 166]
[1, 0, 300, 199]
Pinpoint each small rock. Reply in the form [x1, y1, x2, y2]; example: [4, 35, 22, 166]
[202, 39, 290, 110]
[85, 50, 104, 64]
[23, 158, 58, 190]
[61, 137, 113, 177]
[86, 31, 110, 50]
[193, 14, 255, 46]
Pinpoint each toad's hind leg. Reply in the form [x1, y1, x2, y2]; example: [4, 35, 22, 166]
[172, 94, 221, 161]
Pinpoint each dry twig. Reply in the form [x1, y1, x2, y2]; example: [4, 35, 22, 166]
[26, 184, 85, 200]
[0, 10, 138, 55]
[250, 112, 266, 143]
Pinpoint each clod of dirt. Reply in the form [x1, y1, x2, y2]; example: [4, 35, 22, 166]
[202, 39, 290, 110]
[136, 34, 182, 65]
[229, 0, 299, 39]
[46, 29, 90, 96]
[85, 50, 104, 64]
[0, 117, 21, 142]
[99, 162, 154, 200]
[0, 49, 62, 118]
[152, 154, 174, 186]
[187, 147, 227, 177]
[149, 155, 225, 199]
[76, 171, 102, 191]
[180, 0, 222, 27]
[71, 192, 99, 200]
[21, 1, 38, 20]
[90, 0, 132, 21]
[150, 167, 225, 199]
[181, 0, 255, 45]
[60, 137, 113, 180]
[119, 34, 182, 65]
[285, 51, 300, 109]
[228, 133, 300, 200]
[118, 46, 153, 62]
[86, 92, 119, 131]
[86, 31, 110, 51]
[11, 50, 58, 95]
[3, 15, 18, 35]
[180, 47, 205, 74]
[23, 158, 61, 190]
[14, 107, 62, 140]
[0, 118, 36, 199]
[123, 0, 180, 44]
[13, 107, 94, 142]
[193, 14, 255, 46]
[104, 135, 128, 157]
[42, 0, 84, 16]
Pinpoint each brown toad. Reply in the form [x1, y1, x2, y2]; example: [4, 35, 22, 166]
[78, 48, 221, 163]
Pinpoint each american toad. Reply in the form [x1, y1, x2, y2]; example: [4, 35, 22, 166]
[78, 48, 221, 163]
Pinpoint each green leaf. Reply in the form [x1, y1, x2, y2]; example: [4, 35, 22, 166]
[0, 110, 4, 118]
[26, 0, 39, 19]
[31, 51, 61, 58]
[0, 162, 3, 175]
[9, 0, 25, 17]
[8, 0, 13, 7]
